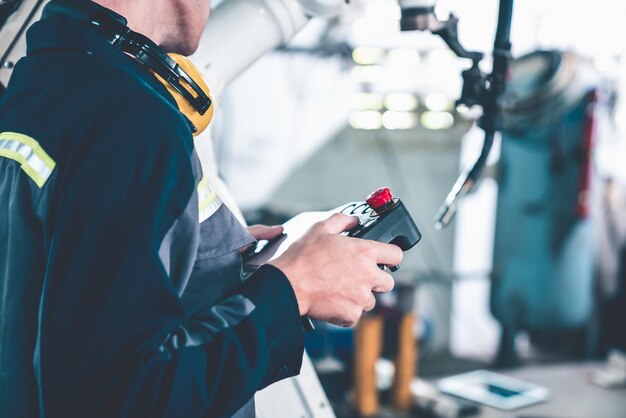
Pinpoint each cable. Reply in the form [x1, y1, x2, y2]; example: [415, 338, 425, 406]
[434, 130, 495, 229]
[372, 130, 497, 360]
[0, 0, 23, 26]
[494, 0, 514, 49]
[433, 0, 514, 229]
[0, 0, 46, 69]
[371, 130, 452, 279]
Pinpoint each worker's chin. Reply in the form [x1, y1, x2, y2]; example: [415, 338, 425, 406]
[178, 43, 200, 57]
[161, 38, 200, 57]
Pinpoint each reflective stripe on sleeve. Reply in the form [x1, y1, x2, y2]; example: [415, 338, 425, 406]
[0, 132, 56, 188]
[197, 176, 222, 223]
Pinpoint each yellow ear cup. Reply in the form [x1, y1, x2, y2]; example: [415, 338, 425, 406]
[154, 53, 214, 136]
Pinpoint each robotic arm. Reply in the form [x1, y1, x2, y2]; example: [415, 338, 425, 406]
[191, 0, 346, 100]
[398, 0, 514, 229]
[1, 0, 514, 229]
[0, 0, 347, 93]
[194, 0, 514, 229]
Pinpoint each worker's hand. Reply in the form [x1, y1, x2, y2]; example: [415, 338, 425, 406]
[269, 213, 403, 327]
[241, 224, 284, 253]
[246, 224, 284, 241]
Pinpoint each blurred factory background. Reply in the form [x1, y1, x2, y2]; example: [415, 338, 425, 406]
[3, 0, 626, 417]
[201, 0, 626, 416]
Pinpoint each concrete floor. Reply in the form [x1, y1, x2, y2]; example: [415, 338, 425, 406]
[327, 355, 626, 418]
[463, 362, 626, 418]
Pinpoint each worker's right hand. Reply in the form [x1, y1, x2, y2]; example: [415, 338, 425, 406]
[269, 213, 403, 327]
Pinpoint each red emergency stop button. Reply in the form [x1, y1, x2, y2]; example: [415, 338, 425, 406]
[366, 187, 394, 212]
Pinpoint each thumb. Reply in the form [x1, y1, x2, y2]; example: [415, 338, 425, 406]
[318, 213, 359, 235]
[247, 224, 284, 241]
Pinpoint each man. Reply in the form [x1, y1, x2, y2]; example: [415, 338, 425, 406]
[0, 0, 403, 417]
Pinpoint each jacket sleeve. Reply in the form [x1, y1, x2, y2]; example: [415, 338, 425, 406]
[37, 122, 304, 418]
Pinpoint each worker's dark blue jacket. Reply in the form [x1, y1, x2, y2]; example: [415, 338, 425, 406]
[0, 9, 304, 418]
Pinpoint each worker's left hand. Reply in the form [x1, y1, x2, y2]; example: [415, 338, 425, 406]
[240, 224, 284, 253]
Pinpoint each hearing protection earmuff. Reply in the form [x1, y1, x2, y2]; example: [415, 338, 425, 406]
[43, 0, 213, 136]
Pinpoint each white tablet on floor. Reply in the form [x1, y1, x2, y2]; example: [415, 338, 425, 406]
[437, 370, 550, 410]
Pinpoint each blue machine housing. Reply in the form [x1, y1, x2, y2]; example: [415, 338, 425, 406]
[491, 50, 600, 338]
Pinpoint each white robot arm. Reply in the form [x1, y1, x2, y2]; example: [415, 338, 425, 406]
[2, 0, 514, 230]
[0, 0, 346, 92]
[191, 0, 346, 100]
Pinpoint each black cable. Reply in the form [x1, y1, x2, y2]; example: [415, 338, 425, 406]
[494, 0, 514, 49]
[434, 0, 513, 228]
[0, 0, 46, 69]
[0, 0, 23, 23]
[372, 131, 452, 281]
[466, 130, 495, 184]
[433, 131, 495, 230]
[372, 131, 497, 360]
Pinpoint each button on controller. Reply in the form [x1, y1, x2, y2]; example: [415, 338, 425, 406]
[365, 186, 394, 212]
[347, 187, 422, 272]
[304, 187, 422, 333]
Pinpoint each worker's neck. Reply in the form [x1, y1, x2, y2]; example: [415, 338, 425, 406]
[95, 0, 168, 46]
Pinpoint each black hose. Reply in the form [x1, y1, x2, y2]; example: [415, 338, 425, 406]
[434, 0, 513, 228]
[466, 130, 495, 183]
[0, 0, 23, 27]
[471, 0, 513, 182]
[494, 0, 514, 49]
[0, 0, 46, 70]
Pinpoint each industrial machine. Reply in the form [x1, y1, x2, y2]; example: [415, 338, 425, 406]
[492, 50, 602, 365]
[1, 0, 516, 416]
[1, 0, 514, 226]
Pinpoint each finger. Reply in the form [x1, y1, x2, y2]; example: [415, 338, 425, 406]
[361, 240, 404, 266]
[371, 271, 395, 293]
[239, 243, 255, 254]
[343, 305, 363, 327]
[363, 293, 377, 312]
[247, 224, 284, 241]
[317, 213, 359, 235]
